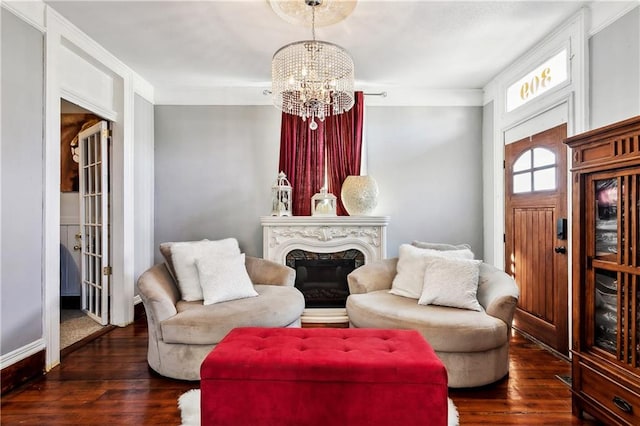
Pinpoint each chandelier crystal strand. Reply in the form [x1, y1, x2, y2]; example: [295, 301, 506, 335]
[271, 0, 355, 130]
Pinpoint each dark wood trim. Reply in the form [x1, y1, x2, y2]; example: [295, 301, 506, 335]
[0, 349, 45, 396]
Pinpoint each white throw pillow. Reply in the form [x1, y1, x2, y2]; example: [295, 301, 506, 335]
[418, 256, 483, 311]
[411, 240, 472, 251]
[170, 238, 241, 301]
[196, 253, 258, 305]
[390, 244, 474, 299]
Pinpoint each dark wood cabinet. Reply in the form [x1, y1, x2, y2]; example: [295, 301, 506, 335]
[565, 116, 640, 425]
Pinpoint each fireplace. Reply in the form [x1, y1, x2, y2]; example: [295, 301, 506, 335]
[286, 249, 365, 308]
[261, 215, 389, 324]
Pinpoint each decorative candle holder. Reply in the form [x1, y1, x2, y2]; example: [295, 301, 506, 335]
[271, 171, 292, 216]
[311, 187, 337, 216]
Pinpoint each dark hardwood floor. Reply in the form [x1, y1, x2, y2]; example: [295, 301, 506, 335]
[1, 315, 599, 425]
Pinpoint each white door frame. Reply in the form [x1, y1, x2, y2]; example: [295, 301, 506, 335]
[42, 6, 147, 370]
[484, 8, 589, 270]
[2, 1, 155, 372]
[483, 9, 588, 356]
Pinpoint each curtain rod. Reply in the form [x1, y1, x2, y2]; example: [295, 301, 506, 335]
[364, 92, 387, 97]
[262, 90, 386, 97]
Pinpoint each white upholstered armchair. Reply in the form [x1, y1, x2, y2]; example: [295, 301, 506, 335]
[346, 257, 519, 388]
[137, 255, 304, 380]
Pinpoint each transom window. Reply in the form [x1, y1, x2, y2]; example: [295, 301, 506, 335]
[512, 147, 557, 194]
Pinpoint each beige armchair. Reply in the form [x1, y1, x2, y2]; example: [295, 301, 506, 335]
[137, 256, 304, 380]
[346, 258, 519, 388]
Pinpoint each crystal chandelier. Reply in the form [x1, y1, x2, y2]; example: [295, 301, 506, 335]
[271, 0, 355, 130]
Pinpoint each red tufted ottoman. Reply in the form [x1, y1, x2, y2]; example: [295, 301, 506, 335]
[200, 327, 448, 426]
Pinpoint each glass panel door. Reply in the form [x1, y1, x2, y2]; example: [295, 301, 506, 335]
[594, 269, 618, 354]
[594, 178, 618, 260]
[589, 171, 640, 367]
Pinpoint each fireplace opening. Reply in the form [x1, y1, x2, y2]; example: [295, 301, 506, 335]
[286, 249, 365, 308]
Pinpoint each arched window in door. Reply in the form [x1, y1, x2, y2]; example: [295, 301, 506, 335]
[512, 147, 557, 194]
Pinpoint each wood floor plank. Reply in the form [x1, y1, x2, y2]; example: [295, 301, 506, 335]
[1, 316, 598, 425]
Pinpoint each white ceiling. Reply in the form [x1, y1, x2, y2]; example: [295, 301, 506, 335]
[44, 0, 637, 105]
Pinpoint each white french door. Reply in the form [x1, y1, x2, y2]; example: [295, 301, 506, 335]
[78, 121, 110, 325]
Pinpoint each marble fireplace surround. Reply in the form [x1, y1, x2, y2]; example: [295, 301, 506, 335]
[261, 216, 389, 324]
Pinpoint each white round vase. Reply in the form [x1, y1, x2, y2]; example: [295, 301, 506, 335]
[340, 175, 379, 216]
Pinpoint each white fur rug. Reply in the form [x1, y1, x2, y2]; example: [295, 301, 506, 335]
[179, 389, 459, 426]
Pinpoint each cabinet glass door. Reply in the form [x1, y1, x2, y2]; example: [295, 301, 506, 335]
[594, 269, 618, 354]
[594, 178, 618, 259]
[590, 172, 640, 366]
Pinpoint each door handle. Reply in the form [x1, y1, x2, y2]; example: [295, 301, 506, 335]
[554, 246, 567, 254]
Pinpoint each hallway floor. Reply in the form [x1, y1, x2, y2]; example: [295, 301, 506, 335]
[60, 309, 104, 349]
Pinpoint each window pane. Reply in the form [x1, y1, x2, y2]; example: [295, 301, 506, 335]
[513, 150, 531, 172]
[533, 167, 556, 191]
[533, 147, 555, 167]
[513, 172, 532, 193]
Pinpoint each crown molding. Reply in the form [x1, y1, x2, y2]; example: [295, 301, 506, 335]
[588, 1, 638, 36]
[1, 0, 45, 32]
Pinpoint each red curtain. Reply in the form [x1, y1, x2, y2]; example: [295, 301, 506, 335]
[325, 91, 364, 215]
[278, 114, 325, 216]
[278, 91, 364, 216]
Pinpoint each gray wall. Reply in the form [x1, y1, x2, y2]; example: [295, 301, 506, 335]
[590, 6, 640, 129]
[154, 106, 281, 261]
[366, 107, 484, 258]
[154, 105, 484, 261]
[1, 9, 45, 356]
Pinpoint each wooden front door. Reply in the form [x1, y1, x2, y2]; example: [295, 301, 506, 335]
[505, 123, 568, 355]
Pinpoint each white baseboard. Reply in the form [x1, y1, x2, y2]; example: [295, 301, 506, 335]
[0, 339, 45, 370]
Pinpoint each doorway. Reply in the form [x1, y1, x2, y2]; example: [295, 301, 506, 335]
[504, 123, 569, 356]
[59, 99, 111, 351]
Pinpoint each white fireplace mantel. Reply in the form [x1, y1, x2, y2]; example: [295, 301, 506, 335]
[260, 216, 389, 264]
[261, 216, 389, 325]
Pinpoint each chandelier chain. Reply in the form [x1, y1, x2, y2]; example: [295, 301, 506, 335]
[311, 4, 316, 41]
